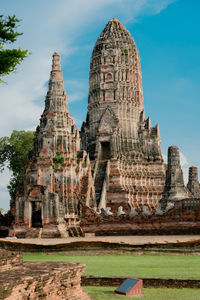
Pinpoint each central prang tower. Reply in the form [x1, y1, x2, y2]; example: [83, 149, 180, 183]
[82, 18, 162, 162]
[81, 18, 166, 212]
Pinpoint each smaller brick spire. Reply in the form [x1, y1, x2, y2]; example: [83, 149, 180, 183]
[160, 146, 189, 209]
[187, 167, 200, 197]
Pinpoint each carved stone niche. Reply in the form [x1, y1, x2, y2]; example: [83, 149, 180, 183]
[106, 72, 113, 80]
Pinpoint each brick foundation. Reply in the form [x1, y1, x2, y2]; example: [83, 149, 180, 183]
[0, 251, 91, 300]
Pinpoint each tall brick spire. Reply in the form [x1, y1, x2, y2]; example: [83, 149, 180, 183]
[82, 18, 162, 162]
[81, 18, 165, 211]
[14, 53, 94, 237]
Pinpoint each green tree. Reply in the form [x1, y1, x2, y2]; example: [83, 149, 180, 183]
[0, 130, 34, 199]
[0, 15, 29, 82]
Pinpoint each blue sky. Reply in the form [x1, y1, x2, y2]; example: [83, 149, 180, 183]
[0, 0, 199, 211]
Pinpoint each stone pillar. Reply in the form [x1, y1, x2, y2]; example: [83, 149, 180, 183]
[160, 146, 189, 209]
[24, 200, 30, 226]
[15, 198, 20, 223]
[187, 167, 200, 198]
[43, 190, 49, 225]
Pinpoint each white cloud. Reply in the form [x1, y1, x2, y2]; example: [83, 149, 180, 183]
[0, 0, 176, 211]
[180, 152, 189, 184]
[180, 152, 189, 167]
[65, 79, 88, 103]
[144, 0, 177, 14]
[0, 168, 11, 212]
[116, 0, 177, 22]
[163, 153, 167, 163]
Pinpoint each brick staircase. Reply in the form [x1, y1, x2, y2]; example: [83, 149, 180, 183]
[40, 225, 61, 238]
[68, 226, 84, 237]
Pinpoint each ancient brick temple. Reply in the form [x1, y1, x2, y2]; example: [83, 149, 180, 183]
[14, 18, 200, 237]
[14, 53, 94, 238]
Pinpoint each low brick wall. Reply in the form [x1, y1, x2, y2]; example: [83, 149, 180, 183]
[82, 203, 200, 236]
[81, 276, 200, 289]
[0, 251, 91, 300]
[83, 219, 200, 236]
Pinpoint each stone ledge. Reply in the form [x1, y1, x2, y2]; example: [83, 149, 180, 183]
[1, 238, 200, 253]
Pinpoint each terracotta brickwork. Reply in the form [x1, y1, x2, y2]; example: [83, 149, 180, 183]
[0, 251, 91, 300]
[0, 250, 22, 272]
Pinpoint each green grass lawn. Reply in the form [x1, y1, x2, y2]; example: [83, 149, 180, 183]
[23, 253, 200, 279]
[83, 286, 200, 300]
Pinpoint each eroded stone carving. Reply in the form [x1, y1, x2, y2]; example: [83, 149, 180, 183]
[105, 207, 113, 216]
[117, 206, 126, 216]
[129, 207, 138, 217]
[142, 206, 152, 216]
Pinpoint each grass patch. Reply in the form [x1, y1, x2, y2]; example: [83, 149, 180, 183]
[83, 286, 200, 300]
[23, 253, 200, 279]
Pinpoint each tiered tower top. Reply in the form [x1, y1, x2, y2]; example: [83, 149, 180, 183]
[46, 52, 68, 115]
[97, 18, 135, 44]
[89, 17, 143, 107]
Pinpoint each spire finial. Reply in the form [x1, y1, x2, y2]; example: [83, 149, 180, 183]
[52, 52, 61, 71]
[111, 17, 119, 22]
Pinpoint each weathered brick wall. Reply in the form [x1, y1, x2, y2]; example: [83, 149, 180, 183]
[82, 199, 200, 235]
[0, 252, 91, 300]
[0, 250, 22, 272]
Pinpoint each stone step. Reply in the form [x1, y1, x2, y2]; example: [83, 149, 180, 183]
[68, 226, 84, 237]
[25, 228, 40, 238]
